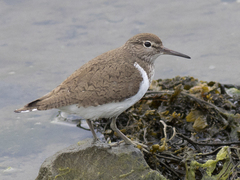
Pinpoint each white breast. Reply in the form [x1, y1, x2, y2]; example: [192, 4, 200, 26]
[59, 62, 150, 120]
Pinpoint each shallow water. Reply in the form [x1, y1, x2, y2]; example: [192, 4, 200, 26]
[1, 0, 240, 179]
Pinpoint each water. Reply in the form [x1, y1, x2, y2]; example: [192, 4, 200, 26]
[1, 0, 240, 179]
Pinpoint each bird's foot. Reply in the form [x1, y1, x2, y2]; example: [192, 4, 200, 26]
[109, 140, 124, 147]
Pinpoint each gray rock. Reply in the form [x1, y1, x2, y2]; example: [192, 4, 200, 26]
[36, 139, 166, 180]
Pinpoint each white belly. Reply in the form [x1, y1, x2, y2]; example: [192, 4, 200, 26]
[59, 62, 150, 120]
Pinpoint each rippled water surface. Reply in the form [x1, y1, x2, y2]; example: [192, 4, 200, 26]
[1, 0, 240, 179]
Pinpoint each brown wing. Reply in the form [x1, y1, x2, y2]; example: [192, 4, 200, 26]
[14, 49, 143, 112]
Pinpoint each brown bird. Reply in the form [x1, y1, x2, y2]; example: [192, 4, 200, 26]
[14, 33, 190, 145]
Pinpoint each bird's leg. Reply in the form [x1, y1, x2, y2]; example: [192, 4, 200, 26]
[86, 119, 99, 142]
[110, 117, 133, 145]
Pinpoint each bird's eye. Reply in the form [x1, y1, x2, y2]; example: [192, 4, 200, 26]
[144, 41, 151, 48]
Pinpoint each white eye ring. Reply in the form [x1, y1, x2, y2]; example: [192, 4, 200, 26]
[143, 41, 152, 48]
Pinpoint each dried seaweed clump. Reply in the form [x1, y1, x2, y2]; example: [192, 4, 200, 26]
[95, 76, 240, 180]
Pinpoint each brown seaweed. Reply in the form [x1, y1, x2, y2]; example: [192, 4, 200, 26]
[93, 76, 240, 180]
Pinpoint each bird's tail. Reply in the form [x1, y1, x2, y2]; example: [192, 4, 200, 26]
[14, 99, 42, 113]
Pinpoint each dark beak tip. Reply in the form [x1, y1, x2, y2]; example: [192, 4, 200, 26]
[161, 47, 191, 60]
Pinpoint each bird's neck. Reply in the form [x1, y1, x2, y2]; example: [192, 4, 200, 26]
[137, 59, 155, 83]
[121, 45, 157, 83]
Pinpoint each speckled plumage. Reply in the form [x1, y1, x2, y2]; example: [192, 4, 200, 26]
[15, 33, 190, 144]
[15, 33, 162, 112]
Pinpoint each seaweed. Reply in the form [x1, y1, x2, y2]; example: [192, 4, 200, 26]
[94, 76, 240, 180]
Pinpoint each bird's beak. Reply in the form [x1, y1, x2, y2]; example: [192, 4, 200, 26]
[161, 46, 191, 59]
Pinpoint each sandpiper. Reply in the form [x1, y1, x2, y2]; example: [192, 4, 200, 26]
[14, 33, 190, 145]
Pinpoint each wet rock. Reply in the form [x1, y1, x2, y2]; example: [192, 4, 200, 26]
[36, 138, 165, 180]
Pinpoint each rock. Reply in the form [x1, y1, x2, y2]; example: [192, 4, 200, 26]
[36, 139, 165, 180]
